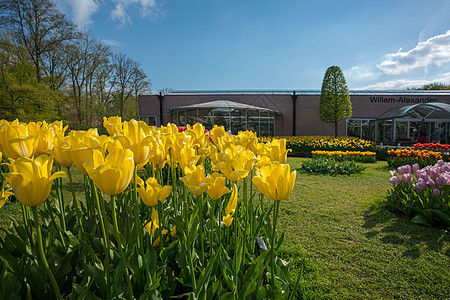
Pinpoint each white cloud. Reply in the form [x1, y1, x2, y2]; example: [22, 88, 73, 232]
[111, 0, 164, 27]
[345, 66, 375, 79]
[361, 72, 450, 90]
[102, 39, 122, 46]
[377, 30, 450, 75]
[55, 0, 100, 26]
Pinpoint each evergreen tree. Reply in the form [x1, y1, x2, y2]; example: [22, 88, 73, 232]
[319, 66, 352, 137]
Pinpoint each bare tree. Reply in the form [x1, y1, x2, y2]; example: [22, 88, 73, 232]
[0, 0, 75, 82]
[66, 31, 111, 128]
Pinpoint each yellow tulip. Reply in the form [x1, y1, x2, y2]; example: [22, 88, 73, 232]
[171, 131, 194, 165]
[114, 119, 152, 169]
[216, 145, 257, 182]
[223, 214, 233, 227]
[207, 172, 230, 200]
[0, 120, 38, 159]
[3, 155, 66, 207]
[180, 165, 210, 196]
[178, 147, 200, 170]
[252, 162, 296, 201]
[225, 183, 238, 214]
[103, 116, 123, 136]
[145, 208, 169, 247]
[148, 135, 170, 169]
[48, 136, 73, 168]
[186, 123, 207, 149]
[137, 176, 172, 207]
[84, 148, 134, 196]
[71, 146, 101, 175]
[266, 139, 291, 164]
[209, 125, 228, 146]
[0, 188, 13, 209]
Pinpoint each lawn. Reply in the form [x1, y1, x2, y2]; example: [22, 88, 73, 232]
[282, 157, 450, 299]
[1, 158, 449, 299]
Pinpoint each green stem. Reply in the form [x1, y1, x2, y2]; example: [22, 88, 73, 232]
[111, 195, 134, 298]
[21, 203, 32, 244]
[92, 183, 110, 298]
[271, 201, 280, 290]
[32, 206, 61, 299]
[67, 167, 84, 235]
[133, 166, 151, 284]
[198, 194, 205, 267]
[234, 207, 238, 296]
[55, 164, 66, 232]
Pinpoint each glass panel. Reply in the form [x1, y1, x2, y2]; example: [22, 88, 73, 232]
[347, 119, 361, 138]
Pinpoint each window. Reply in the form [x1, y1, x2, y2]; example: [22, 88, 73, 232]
[139, 115, 157, 126]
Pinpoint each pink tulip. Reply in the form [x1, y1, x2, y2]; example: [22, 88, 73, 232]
[433, 189, 440, 196]
[390, 176, 403, 185]
[427, 178, 435, 187]
[401, 173, 412, 183]
[414, 178, 427, 191]
[412, 164, 420, 173]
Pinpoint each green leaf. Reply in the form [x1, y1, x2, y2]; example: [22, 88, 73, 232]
[219, 291, 235, 300]
[194, 249, 220, 296]
[83, 262, 106, 293]
[411, 214, 431, 226]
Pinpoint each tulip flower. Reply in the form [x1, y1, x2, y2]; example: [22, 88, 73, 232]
[103, 116, 123, 136]
[186, 123, 207, 149]
[71, 146, 101, 175]
[433, 188, 440, 196]
[266, 139, 291, 164]
[137, 176, 172, 207]
[223, 214, 233, 227]
[114, 119, 152, 169]
[414, 178, 427, 191]
[145, 208, 168, 247]
[0, 188, 13, 209]
[216, 145, 257, 182]
[401, 173, 412, 183]
[84, 148, 134, 196]
[48, 136, 73, 168]
[412, 164, 420, 173]
[178, 147, 200, 171]
[252, 162, 296, 201]
[210, 125, 228, 146]
[0, 121, 39, 159]
[3, 155, 66, 207]
[224, 183, 238, 214]
[207, 172, 231, 200]
[180, 165, 210, 196]
[390, 176, 403, 185]
[148, 135, 170, 169]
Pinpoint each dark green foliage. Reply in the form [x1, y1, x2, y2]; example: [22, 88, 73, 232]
[386, 183, 450, 229]
[319, 66, 352, 136]
[301, 157, 365, 176]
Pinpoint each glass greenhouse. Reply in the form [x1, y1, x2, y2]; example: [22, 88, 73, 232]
[346, 102, 450, 144]
[168, 99, 281, 136]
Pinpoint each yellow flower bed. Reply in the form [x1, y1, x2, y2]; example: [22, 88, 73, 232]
[311, 150, 376, 157]
[261, 136, 377, 153]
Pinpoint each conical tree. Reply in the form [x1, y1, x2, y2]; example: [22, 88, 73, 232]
[319, 66, 352, 137]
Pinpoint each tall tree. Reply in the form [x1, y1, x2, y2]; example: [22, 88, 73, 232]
[112, 53, 149, 119]
[319, 65, 352, 137]
[0, 0, 75, 82]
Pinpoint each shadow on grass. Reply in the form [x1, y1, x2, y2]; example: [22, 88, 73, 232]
[362, 203, 450, 257]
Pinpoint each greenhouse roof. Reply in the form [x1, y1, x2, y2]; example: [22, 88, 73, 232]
[377, 102, 450, 120]
[168, 99, 281, 114]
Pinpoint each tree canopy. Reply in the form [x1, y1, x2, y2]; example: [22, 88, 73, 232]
[319, 65, 352, 137]
[0, 0, 151, 129]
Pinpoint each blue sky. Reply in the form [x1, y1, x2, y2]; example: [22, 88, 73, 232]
[54, 0, 450, 92]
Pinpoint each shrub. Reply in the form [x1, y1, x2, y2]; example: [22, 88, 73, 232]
[386, 161, 450, 229]
[301, 157, 365, 176]
[311, 150, 377, 163]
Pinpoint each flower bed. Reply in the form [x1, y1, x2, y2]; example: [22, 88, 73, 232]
[301, 157, 365, 176]
[386, 161, 450, 229]
[387, 148, 447, 169]
[261, 136, 377, 156]
[0, 118, 299, 299]
[311, 150, 377, 163]
[413, 143, 450, 152]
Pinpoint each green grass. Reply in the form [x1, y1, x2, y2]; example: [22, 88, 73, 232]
[281, 157, 450, 299]
[1, 160, 449, 299]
